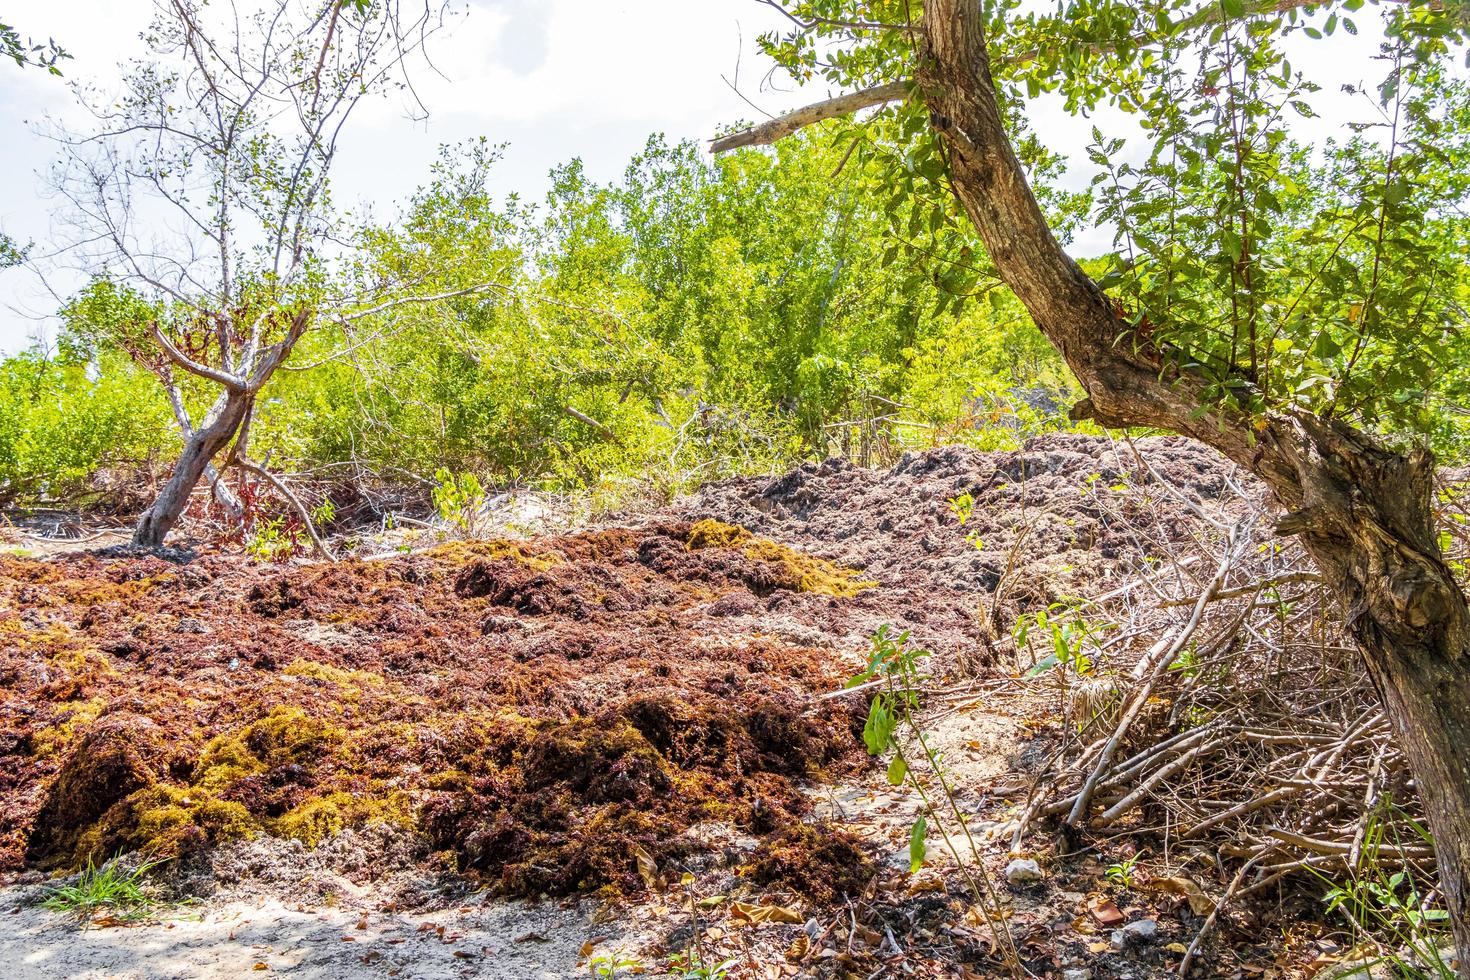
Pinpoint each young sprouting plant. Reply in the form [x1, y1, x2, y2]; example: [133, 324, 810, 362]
[1014, 603, 1107, 677]
[667, 950, 738, 980]
[310, 497, 336, 528]
[587, 953, 644, 978]
[244, 516, 296, 561]
[432, 468, 489, 538]
[41, 855, 168, 921]
[1105, 852, 1142, 888]
[585, 952, 643, 975]
[667, 869, 732, 980]
[947, 492, 985, 551]
[849, 625, 1022, 977]
[1316, 801, 1454, 978]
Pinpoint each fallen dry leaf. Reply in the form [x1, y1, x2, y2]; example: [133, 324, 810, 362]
[962, 904, 1013, 927]
[88, 915, 133, 929]
[632, 844, 662, 892]
[906, 873, 947, 894]
[1146, 875, 1216, 915]
[731, 901, 804, 926]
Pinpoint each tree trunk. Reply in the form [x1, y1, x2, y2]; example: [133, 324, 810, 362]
[133, 390, 252, 548]
[919, 1, 1470, 968]
[1278, 418, 1470, 966]
[204, 462, 244, 521]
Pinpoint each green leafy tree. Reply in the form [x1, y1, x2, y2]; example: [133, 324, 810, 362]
[264, 131, 1068, 497]
[0, 349, 170, 507]
[716, 0, 1470, 965]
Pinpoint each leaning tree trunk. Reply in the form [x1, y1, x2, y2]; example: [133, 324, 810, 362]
[919, 0, 1470, 967]
[132, 309, 309, 549]
[133, 389, 252, 548]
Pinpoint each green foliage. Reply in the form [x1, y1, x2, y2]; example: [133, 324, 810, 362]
[41, 855, 166, 921]
[587, 953, 644, 979]
[1, 18, 68, 74]
[1317, 800, 1455, 977]
[850, 625, 1020, 969]
[666, 952, 738, 980]
[0, 232, 28, 268]
[431, 468, 489, 537]
[947, 492, 986, 551]
[849, 627, 939, 875]
[232, 131, 1077, 502]
[751, 0, 1470, 458]
[244, 517, 295, 562]
[0, 351, 171, 506]
[1105, 853, 1142, 888]
[0, 82, 1082, 513]
[907, 813, 929, 874]
[1014, 604, 1111, 677]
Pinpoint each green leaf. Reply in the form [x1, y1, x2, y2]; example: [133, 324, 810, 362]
[863, 697, 897, 756]
[908, 815, 928, 873]
[887, 755, 908, 786]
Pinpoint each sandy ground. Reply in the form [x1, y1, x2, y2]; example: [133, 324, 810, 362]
[0, 892, 647, 979]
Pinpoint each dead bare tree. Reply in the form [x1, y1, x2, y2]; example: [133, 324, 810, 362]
[714, 1, 1470, 968]
[47, 0, 455, 548]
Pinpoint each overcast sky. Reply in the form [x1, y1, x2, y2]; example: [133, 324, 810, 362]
[0, 0, 1404, 354]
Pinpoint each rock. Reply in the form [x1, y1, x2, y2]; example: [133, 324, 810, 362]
[1004, 857, 1043, 887]
[1112, 918, 1159, 949]
[1061, 969, 1093, 980]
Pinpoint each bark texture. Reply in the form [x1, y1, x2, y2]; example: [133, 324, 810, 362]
[133, 390, 251, 548]
[132, 310, 310, 548]
[919, 0, 1470, 968]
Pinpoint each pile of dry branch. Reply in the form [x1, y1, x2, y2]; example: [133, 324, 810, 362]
[1002, 442, 1470, 965]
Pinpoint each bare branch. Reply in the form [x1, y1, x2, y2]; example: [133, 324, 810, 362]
[149, 321, 246, 390]
[338, 281, 509, 324]
[233, 456, 334, 560]
[710, 80, 910, 153]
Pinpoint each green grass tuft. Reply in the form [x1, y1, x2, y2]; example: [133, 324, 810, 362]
[40, 855, 167, 922]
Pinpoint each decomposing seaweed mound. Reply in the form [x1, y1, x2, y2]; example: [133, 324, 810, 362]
[0, 521, 877, 896]
[3, 437, 1241, 906]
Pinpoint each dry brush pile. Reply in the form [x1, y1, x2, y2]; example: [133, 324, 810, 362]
[993, 445, 1469, 970]
[687, 434, 1466, 970]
